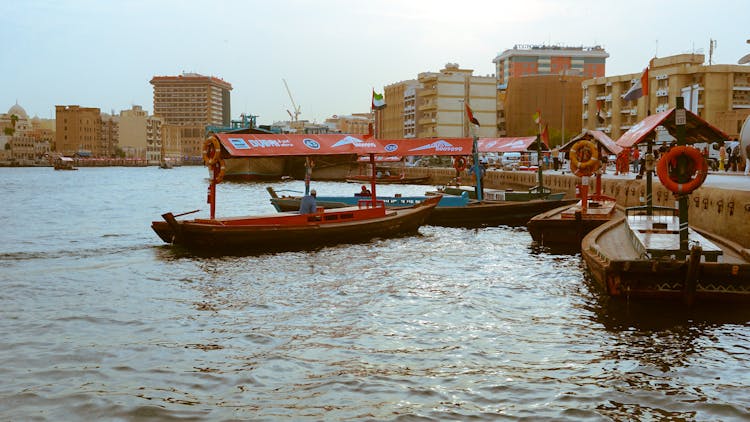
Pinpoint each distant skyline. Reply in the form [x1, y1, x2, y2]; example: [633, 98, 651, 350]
[3, 0, 749, 125]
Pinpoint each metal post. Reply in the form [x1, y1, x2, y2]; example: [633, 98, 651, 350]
[676, 97, 689, 253]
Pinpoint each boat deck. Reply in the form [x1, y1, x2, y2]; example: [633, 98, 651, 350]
[626, 214, 723, 262]
[560, 200, 617, 220]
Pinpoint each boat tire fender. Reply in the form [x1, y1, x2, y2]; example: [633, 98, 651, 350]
[453, 156, 467, 172]
[656, 146, 708, 195]
[211, 158, 226, 184]
[570, 140, 600, 177]
[202, 137, 221, 165]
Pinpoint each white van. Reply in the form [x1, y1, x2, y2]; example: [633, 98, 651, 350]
[500, 152, 521, 169]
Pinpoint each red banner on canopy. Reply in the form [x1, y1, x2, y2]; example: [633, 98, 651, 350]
[215, 133, 382, 157]
[477, 137, 539, 153]
[376, 138, 474, 156]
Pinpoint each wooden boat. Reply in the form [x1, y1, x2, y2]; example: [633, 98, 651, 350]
[582, 102, 750, 304]
[582, 206, 750, 303]
[427, 196, 577, 228]
[152, 196, 440, 254]
[527, 130, 623, 249]
[153, 134, 474, 254]
[53, 156, 77, 170]
[528, 199, 620, 248]
[345, 174, 430, 184]
[440, 185, 566, 201]
[267, 186, 469, 212]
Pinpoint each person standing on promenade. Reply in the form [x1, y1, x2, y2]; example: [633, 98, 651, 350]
[745, 143, 750, 176]
[552, 146, 560, 171]
[632, 148, 640, 174]
[731, 140, 741, 171]
[720, 145, 726, 171]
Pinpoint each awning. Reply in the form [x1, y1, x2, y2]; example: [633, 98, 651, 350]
[215, 133, 381, 157]
[560, 130, 622, 155]
[477, 137, 541, 153]
[377, 138, 474, 156]
[357, 155, 403, 162]
[616, 108, 730, 148]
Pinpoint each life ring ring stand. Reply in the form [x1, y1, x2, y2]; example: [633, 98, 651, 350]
[569, 140, 600, 177]
[453, 156, 467, 172]
[211, 158, 226, 184]
[656, 145, 708, 195]
[202, 137, 222, 165]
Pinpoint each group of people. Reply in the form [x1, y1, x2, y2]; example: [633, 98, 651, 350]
[719, 140, 747, 173]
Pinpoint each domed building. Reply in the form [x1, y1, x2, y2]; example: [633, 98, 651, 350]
[2, 102, 31, 134]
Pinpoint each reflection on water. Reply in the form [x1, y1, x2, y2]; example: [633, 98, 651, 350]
[0, 167, 749, 420]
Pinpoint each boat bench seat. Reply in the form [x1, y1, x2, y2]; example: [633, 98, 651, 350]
[628, 223, 723, 262]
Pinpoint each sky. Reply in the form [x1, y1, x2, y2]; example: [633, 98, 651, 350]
[2, 0, 749, 125]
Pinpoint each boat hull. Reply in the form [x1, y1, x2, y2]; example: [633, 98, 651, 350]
[527, 200, 620, 249]
[222, 157, 287, 180]
[152, 197, 439, 254]
[427, 198, 578, 228]
[582, 216, 750, 303]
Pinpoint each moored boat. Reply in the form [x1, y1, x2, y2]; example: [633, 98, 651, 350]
[53, 156, 77, 170]
[581, 99, 749, 304]
[153, 133, 453, 255]
[527, 129, 623, 249]
[582, 206, 750, 302]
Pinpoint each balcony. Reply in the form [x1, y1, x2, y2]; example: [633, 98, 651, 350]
[420, 102, 437, 111]
[656, 89, 668, 97]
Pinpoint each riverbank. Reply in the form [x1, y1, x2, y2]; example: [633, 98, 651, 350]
[403, 166, 750, 248]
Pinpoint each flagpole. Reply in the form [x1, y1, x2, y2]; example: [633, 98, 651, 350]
[470, 123, 483, 201]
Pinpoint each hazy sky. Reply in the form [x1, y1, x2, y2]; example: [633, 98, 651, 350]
[3, 0, 748, 125]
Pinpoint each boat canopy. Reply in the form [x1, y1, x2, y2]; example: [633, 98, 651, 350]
[560, 130, 622, 155]
[357, 155, 403, 162]
[214, 134, 476, 157]
[616, 108, 730, 148]
[476, 137, 544, 153]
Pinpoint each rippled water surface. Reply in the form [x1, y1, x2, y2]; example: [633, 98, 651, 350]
[1, 166, 749, 421]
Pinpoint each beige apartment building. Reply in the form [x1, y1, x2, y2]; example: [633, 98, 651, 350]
[55, 105, 102, 156]
[324, 113, 372, 134]
[100, 113, 119, 158]
[150, 72, 232, 159]
[382, 80, 419, 139]
[582, 53, 750, 140]
[119, 105, 148, 158]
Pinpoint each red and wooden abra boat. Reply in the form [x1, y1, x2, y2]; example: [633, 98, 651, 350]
[151, 134, 465, 254]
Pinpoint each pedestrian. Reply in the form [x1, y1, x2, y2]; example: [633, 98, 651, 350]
[745, 143, 750, 176]
[719, 145, 726, 171]
[731, 140, 740, 171]
[632, 148, 640, 174]
[552, 147, 560, 170]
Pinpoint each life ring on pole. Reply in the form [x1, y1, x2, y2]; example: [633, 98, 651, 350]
[453, 156, 467, 172]
[656, 145, 708, 195]
[202, 137, 221, 165]
[211, 158, 226, 184]
[569, 140, 600, 177]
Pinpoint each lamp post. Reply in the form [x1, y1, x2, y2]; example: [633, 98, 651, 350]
[560, 67, 567, 147]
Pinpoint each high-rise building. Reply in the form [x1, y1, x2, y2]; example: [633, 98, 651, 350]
[150, 72, 232, 160]
[55, 105, 102, 156]
[493, 45, 608, 87]
[582, 53, 750, 140]
[119, 105, 148, 158]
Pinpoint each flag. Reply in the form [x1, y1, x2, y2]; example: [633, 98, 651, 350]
[532, 109, 541, 125]
[465, 103, 479, 126]
[596, 100, 605, 123]
[622, 67, 649, 101]
[541, 124, 549, 147]
[372, 90, 386, 110]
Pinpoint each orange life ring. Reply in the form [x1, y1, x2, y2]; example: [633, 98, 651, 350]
[211, 158, 226, 184]
[202, 137, 221, 165]
[656, 145, 707, 195]
[569, 140, 600, 177]
[453, 156, 467, 172]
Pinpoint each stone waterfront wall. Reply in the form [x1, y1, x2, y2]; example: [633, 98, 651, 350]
[404, 167, 750, 248]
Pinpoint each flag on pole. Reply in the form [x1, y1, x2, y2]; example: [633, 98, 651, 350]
[532, 109, 541, 125]
[622, 67, 649, 101]
[465, 103, 480, 126]
[372, 90, 386, 110]
[541, 124, 549, 147]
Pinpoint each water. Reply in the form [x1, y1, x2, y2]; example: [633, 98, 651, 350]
[1, 166, 749, 421]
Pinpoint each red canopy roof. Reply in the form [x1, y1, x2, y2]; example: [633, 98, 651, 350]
[477, 137, 542, 153]
[561, 129, 622, 155]
[215, 133, 382, 157]
[616, 108, 730, 148]
[215, 134, 475, 157]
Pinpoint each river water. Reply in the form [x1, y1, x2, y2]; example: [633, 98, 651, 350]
[1, 166, 749, 421]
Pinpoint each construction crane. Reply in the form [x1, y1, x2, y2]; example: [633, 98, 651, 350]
[282, 78, 301, 122]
